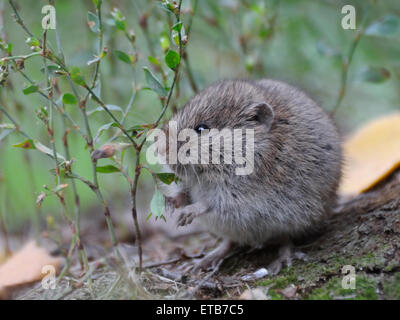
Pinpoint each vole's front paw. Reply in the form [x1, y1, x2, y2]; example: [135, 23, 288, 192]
[174, 202, 208, 227]
[176, 207, 196, 226]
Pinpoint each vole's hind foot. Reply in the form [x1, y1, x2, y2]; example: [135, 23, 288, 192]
[267, 242, 308, 276]
[192, 240, 235, 273]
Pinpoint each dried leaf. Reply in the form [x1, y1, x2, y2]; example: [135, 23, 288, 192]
[278, 284, 298, 298]
[239, 287, 269, 300]
[339, 113, 400, 195]
[36, 192, 46, 208]
[0, 242, 62, 297]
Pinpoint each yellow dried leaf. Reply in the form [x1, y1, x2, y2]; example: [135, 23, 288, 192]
[0, 241, 62, 295]
[339, 113, 400, 196]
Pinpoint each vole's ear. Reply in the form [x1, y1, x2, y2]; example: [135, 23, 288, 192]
[248, 102, 274, 131]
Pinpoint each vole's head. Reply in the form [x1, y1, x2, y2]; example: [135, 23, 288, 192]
[159, 80, 275, 182]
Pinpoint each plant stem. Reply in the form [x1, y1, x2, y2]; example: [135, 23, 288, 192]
[330, 8, 371, 116]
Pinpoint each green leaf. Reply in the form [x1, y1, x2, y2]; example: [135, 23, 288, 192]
[49, 168, 67, 179]
[93, 0, 102, 9]
[143, 67, 167, 96]
[0, 123, 16, 130]
[111, 8, 126, 31]
[87, 11, 100, 33]
[96, 165, 120, 173]
[14, 139, 65, 160]
[35, 141, 66, 160]
[365, 15, 400, 37]
[40, 65, 64, 77]
[165, 50, 180, 70]
[70, 67, 86, 86]
[0, 129, 15, 142]
[155, 172, 177, 185]
[93, 122, 117, 144]
[7, 43, 13, 55]
[114, 50, 131, 64]
[13, 139, 36, 149]
[158, 1, 175, 14]
[160, 36, 170, 52]
[23, 85, 38, 95]
[87, 105, 123, 116]
[357, 66, 391, 83]
[150, 188, 165, 218]
[316, 40, 341, 58]
[172, 22, 183, 32]
[26, 37, 40, 48]
[62, 93, 77, 105]
[148, 56, 161, 66]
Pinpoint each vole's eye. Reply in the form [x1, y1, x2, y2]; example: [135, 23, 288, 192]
[248, 114, 259, 122]
[195, 124, 209, 133]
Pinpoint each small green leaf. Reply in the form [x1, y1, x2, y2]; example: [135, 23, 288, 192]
[111, 8, 127, 31]
[165, 50, 180, 70]
[365, 15, 400, 38]
[26, 37, 40, 48]
[7, 43, 13, 55]
[87, 11, 100, 33]
[143, 67, 167, 96]
[13, 139, 36, 149]
[23, 85, 38, 95]
[40, 65, 64, 76]
[87, 105, 123, 116]
[150, 188, 165, 218]
[93, 122, 117, 144]
[148, 56, 161, 66]
[49, 168, 67, 179]
[0, 129, 15, 142]
[155, 172, 177, 185]
[15, 138, 65, 160]
[96, 165, 121, 173]
[146, 212, 153, 221]
[70, 67, 86, 86]
[62, 93, 77, 105]
[160, 36, 170, 52]
[0, 123, 16, 130]
[35, 141, 66, 160]
[114, 50, 131, 64]
[158, 1, 175, 14]
[172, 22, 183, 32]
[93, 0, 102, 9]
[357, 66, 391, 83]
[316, 40, 341, 58]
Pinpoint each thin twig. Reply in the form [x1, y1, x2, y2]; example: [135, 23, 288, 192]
[330, 8, 371, 116]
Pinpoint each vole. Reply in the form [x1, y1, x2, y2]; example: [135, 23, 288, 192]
[156, 79, 342, 274]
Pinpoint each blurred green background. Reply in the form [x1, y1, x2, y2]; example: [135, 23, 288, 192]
[0, 0, 399, 232]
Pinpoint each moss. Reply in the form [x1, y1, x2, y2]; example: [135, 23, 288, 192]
[382, 273, 400, 299]
[255, 267, 298, 300]
[306, 275, 378, 300]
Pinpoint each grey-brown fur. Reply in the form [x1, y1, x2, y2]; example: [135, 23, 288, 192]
[162, 79, 342, 247]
